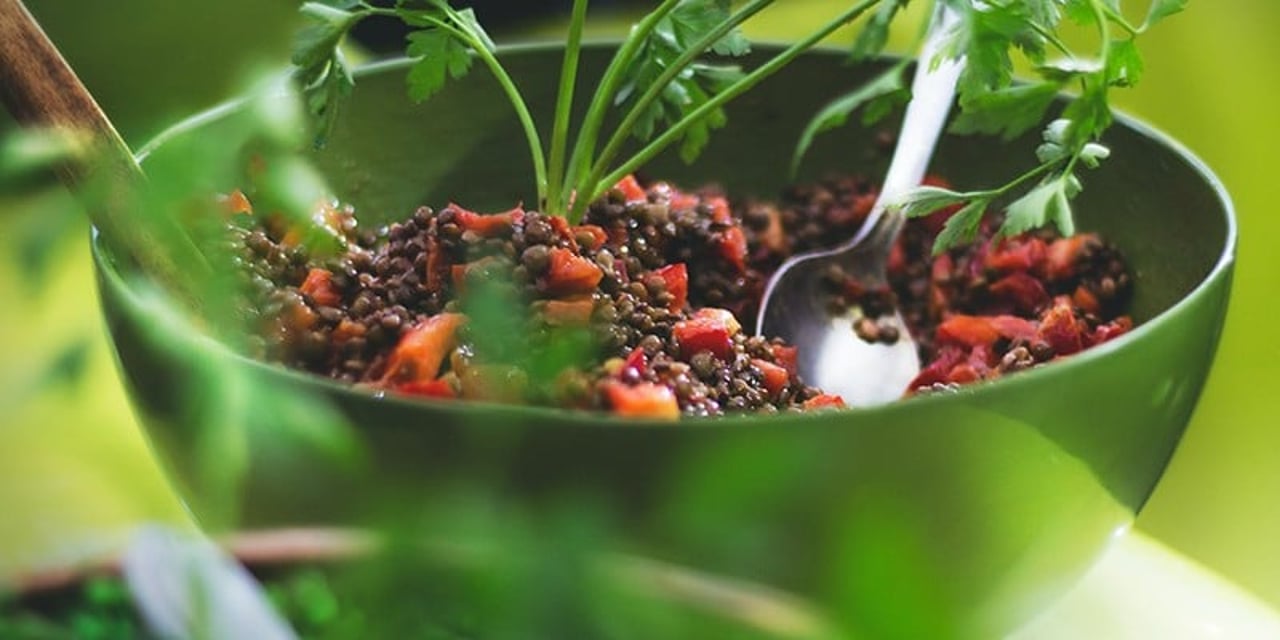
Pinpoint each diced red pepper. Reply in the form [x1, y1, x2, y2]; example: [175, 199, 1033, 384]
[670, 190, 700, 212]
[753, 358, 790, 396]
[219, 189, 253, 215]
[1043, 235, 1100, 281]
[1072, 285, 1101, 315]
[621, 346, 648, 380]
[395, 379, 456, 399]
[543, 298, 596, 325]
[424, 236, 447, 291]
[909, 346, 966, 390]
[990, 272, 1049, 314]
[937, 314, 1038, 348]
[707, 196, 732, 224]
[930, 252, 954, 284]
[603, 381, 680, 420]
[803, 394, 845, 410]
[548, 215, 579, 249]
[1037, 300, 1085, 356]
[379, 313, 466, 384]
[574, 224, 608, 251]
[654, 263, 689, 312]
[674, 308, 740, 361]
[545, 247, 604, 295]
[450, 264, 468, 290]
[946, 363, 982, 384]
[300, 268, 342, 308]
[614, 174, 648, 203]
[985, 237, 1047, 274]
[1090, 316, 1133, 345]
[449, 203, 524, 238]
[771, 344, 799, 376]
[718, 226, 748, 272]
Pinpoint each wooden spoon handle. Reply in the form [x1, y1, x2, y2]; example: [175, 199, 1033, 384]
[0, 0, 139, 184]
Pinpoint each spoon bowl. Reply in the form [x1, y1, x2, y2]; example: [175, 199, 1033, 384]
[757, 7, 963, 406]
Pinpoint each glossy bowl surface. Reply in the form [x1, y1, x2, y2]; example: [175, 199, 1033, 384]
[94, 44, 1235, 638]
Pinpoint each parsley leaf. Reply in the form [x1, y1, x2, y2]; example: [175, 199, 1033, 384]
[932, 199, 989, 254]
[614, 0, 750, 162]
[850, 0, 907, 61]
[1144, 0, 1189, 29]
[405, 28, 474, 103]
[950, 81, 1062, 141]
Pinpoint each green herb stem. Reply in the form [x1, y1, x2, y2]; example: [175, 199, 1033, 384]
[544, 0, 590, 214]
[572, 0, 777, 212]
[560, 0, 682, 212]
[575, 0, 882, 220]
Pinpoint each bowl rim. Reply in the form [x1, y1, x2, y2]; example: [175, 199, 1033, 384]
[102, 43, 1238, 430]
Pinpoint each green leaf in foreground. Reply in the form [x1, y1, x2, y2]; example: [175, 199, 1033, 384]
[1144, 0, 1189, 29]
[950, 82, 1061, 141]
[1003, 176, 1075, 237]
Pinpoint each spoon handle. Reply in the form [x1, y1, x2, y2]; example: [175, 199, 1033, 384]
[849, 6, 965, 248]
[0, 0, 139, 185]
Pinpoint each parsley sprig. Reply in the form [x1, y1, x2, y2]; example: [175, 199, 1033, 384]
[292, 0, 885, 221]
[796, 0, 1187, 254]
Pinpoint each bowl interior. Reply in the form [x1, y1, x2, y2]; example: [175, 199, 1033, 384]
[101, 44, 1235, 639]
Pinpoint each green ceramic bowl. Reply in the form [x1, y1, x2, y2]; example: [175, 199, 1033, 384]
[93, 45, 1235, 638]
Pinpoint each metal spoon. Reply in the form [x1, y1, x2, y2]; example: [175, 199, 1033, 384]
[756, 7, 965, 407]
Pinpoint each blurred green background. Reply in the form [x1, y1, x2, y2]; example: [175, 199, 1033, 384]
[1, 0, 1277, 615]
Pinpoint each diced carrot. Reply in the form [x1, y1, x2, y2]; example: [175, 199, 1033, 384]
[545, 247, 604, 295]
[544, 298, 596, 325]
[300, 268, 342, 308]
[803, 394, 845, 410]
[379, 313, 466, 384]
[753, 358, 790, 395]
[603, 381, 680, 420]
[574, 224, 608, 251]
[448, 203, 524, 237]
[654, 263, 689, 311]
[614, 174, 648, 203]
[395, 379, 456, 399]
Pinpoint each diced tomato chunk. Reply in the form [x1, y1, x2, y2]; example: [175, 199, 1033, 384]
[753, 358, 790, 395]
[621, 346, 648, 380]
[379, 313, 466, 384]
[614, 174, 648, 203]
[937, 315, 1038, 348]
[909, 346, 967, 390]
[449, 203, 524, 237]
[674, 308, 740, 360]
[1090, 316, 1133, 345]
[1037, 300, 1085, 356]
[300, 268, 342, 307]
[1072, 285, 1101, 315]
[545, 247, 604, 295]
[717, 226, 748, 272]
[654, 263, 689, 311]
[1043, 235, 1100, 281]
[985, 237, 1047, 273]
[220, 189, 253, 215]
[990, 272, 1049, 314]
[803, 394, 845, 410]
[543, 298, 595, 325]
[706, 196, 732, 224]
[574, 224, 608, 251]
[395, 379, 456, 399]
[771, 344, 799, 376]
[603, 381, 680, 420]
